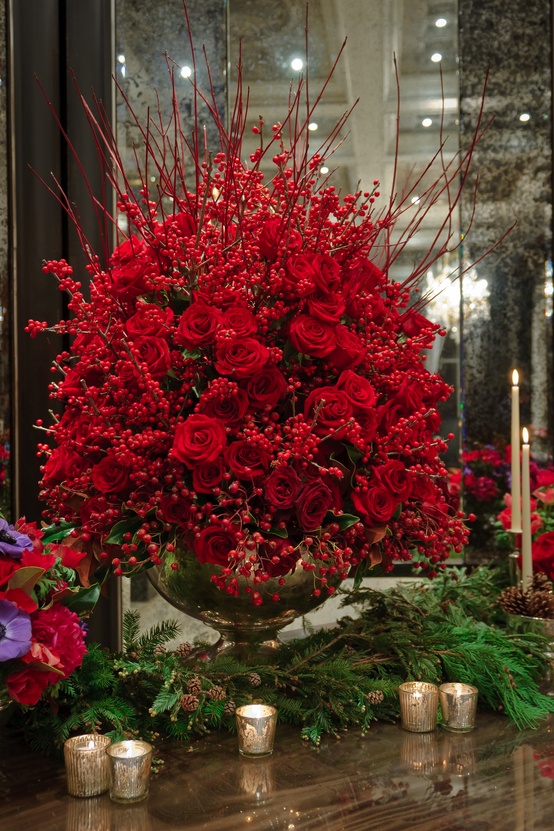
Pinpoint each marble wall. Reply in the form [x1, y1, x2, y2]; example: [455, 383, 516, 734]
[459, 0, 553, 455]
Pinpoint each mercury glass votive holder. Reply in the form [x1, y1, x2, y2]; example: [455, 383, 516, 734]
[439, 683, 478, 732]
[106, 740, 153, 803]
[65, 796, 110, 831]
[236, 704, 278, 756]
[64, 734, 112, 797]
[400, 730, 440, 774]
[398, 682, 439, 732]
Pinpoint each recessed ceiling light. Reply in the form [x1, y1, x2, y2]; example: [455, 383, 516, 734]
[320, 166, 329, 174]
[431, 53, 442, 63]
[181, 65, 192, 78]
[291, 58, 304, 72]
[435, 18, 447, 28]
[411, 196, 421, 205]
[519, 112, 531, 122]
[422, 117, 433, 128]
[117, 54, 126, 64]
[308, 122, 318, 132]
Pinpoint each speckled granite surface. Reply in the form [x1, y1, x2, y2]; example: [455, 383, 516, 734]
[459, 0, 553, 454]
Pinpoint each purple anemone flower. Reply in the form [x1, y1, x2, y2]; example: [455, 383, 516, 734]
[0, 599, 32, 661]
[0, 518, 34, 560]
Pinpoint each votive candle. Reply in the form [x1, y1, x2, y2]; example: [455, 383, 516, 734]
[398, 681, 438, 732]
[106, 740, 153, 803]
[510, 370, 522, 533]
[521, 427, 533, 590]
[439, 682, 478, 732]
[236, 704, 278, 756]
[64, 734, 111, 798]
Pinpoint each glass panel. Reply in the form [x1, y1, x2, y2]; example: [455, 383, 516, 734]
[116, 0, 462, 643]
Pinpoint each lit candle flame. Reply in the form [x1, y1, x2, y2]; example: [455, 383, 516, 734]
[522, 427, 529, 445]
[512, 369, 519, 386]
[87, 740, 95, 749]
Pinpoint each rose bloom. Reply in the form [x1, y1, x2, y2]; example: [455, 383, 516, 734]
[132, 336, 172, 379]
[304, 386, 353, 438]
[91, 455, 132, 494]
[307, 291, 346, 323]
[192, 458, 225, 493]
[532, 531, 554, 580]
[157, 494, 192, 527]
[200, 387, 249, 428]
[374, 460, 413, 500]
[244, 367, 288, 410]
[110, 258, 156, 299]
[176, 301, 221, 349]
[352, 486, 399, 524]
[172, 414, 227, 467]
[289, 315, 336, 358]
[336, 369, 376, 411]
[125, 303, 174, 339]
[296, 480, 334, 532]
[194, 526, 237, 567]
[534, 486, 554, 506]
[258, 218, 302, 261]
[214, 338, 270, 378]
[6, 667, 50, 706]
[259, 539, 299, 577]
[264, 466, 302, 510]
[223, 305, 258, 337]
[328, 326, 365, 370]
[225, 440, 270, 479]
[536, 469, 554, 488]
[41, 447, 84, 487]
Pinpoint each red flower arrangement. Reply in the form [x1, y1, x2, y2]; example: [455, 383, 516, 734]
[0, 516, 93, 706]
[27, 31, 479, 604]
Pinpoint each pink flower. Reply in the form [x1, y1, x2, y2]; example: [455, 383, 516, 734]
[534, 487, 554, 505]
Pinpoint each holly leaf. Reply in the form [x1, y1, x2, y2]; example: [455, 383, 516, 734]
[325, 512, 361, 531]
[40, 521, 78, 544]
[268, 526, 289, 539]
[7, 566, 45, 594]
[60, 583, 102, 614]
[104, 517, 143, 545]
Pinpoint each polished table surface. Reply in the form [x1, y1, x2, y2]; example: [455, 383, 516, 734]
[1, 713, 554, 830]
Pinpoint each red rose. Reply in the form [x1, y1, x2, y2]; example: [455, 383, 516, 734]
[0, 587, 37, 613]
[158, 210, 196, 240]
[532, 531, 554, 580]
[91, 455, 132, 494]
[264, 466, 302, 510]
[132, 336, 172, 378]
[284, 254, 318, 296]
[307, 291, 345, 322]
[343, 258, 384, 300]
[310, 254, 341, 294]
[200, 387, 249, 428]
[537, 470, 554, 488]
[157, 495, 191, 527]
[192, 458, 225, 493]
[352, 486, 398, 524]
[6, 668, 50, 706]
[61, 366, 103, 397]
[172, 414, 227, 467]
[259, 539, 299, 577]
[304, 386, 353, 437]
[176, 301, 222, 349]
[111, 258, 156, 299]
[258, 218, 302, 261]
[194, 526, 237, 566]
[328, 326, 365, 370]
[29, 604, 87, 682]
[289, 315, 336, 358]
[393, 379, 426, 414]
[296, 480, 334, 531]
[125, 303, 174, 339]
[400, 309, 435, 338]
[110, 234, 148, 265]
[223, 305, 258, 337]
[225, 440, 270, 479]
[244, 367, 288, 410]
[374, 461, 413, 500]
[214, 338, 269, 378]
[336, 369, 376, 411]
[41, 448, 84, 487]
[356, 410, 378, 441]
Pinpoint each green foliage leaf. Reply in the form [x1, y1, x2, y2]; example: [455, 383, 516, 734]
[7, 566, 45, 594]
[104, 517, 143, 545]
[60, 583, 101, 614]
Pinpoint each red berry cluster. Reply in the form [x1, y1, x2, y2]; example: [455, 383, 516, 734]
[29, 53, 470, 603]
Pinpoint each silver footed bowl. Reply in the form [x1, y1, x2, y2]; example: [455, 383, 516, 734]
[147, 545, 344, 659]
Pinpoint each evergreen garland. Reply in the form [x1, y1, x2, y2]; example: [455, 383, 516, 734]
[11, 568, 554, 756]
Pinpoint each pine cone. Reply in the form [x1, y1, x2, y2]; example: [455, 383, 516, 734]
[187, 676, 202, 695]
[530, 572, 553, 593]
[366, 689, 385, 706]
[208, 685, 226, 701]
[175, 642, 193, 658]
[153, 644, 167, 656]
[223, 699, 236, 716]
[499, 586, 529, 616]
[180, 693, 199, 712]
[248, 672, 262, 688]
[527, 591, 554, 620]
